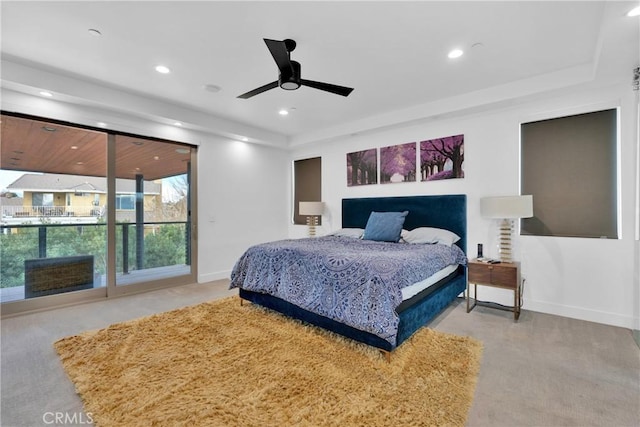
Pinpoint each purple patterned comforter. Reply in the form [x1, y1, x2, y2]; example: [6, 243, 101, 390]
[230, 236, 467, 345]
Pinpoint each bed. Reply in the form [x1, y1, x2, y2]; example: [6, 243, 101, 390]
[229, 194, 467, 358]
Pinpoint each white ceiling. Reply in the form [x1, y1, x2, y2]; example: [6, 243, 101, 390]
[1, 1, 639, 147]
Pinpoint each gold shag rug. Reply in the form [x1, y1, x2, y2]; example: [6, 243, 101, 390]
[55, 296, 483, 427]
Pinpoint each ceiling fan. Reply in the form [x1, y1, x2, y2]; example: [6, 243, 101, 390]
[237, 38, 354, 99]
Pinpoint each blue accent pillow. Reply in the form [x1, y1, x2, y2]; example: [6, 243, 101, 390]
[362, 211, 409, 242]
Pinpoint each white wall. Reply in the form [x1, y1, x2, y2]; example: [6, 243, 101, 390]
[196, 136, 289, 282]
[289, 82, 639, 330]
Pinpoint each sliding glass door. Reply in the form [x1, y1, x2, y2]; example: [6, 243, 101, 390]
[0, 112, 197, 313]
[113, 135, 194, 288]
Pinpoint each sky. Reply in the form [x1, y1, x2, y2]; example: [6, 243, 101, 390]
[0, 170, 28, 194]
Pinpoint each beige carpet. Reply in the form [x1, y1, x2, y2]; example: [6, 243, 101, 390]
[55, 296, 483, 427]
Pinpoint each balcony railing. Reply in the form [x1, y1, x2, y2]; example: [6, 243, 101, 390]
[1, 205, 105, 218]
[0, 221, 190, 303]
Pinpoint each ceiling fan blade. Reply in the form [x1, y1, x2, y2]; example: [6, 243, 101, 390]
[263, 38, 293, 75]
[300, 79, 354, 97]
[237, 81, 279, 99]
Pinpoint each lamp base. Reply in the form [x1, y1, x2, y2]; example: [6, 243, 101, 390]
[498, 218, 514, 263]
[306, 216, 318, 237]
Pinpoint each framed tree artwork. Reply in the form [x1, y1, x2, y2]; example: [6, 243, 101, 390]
[380, 142, 416, 184]
[420, 134, 464, 181]
[347, 148, 377, 186]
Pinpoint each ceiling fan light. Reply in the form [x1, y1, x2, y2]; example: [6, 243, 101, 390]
[281, 81, 300, 90]
[279, 60, 302, 90]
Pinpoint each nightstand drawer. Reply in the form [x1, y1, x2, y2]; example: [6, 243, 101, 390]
[468, 264, 491, 283]
[468, 262, 518, 289]
[489, 265, 518, 288]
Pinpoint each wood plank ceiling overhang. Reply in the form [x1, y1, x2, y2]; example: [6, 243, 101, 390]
[0, 114, 191, 181]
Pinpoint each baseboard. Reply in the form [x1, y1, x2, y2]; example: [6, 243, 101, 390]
[198, 270, 231, 284]
[525, 299, 635, 330]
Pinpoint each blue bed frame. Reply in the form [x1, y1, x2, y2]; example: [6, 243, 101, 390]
[238, 194, 467, 353]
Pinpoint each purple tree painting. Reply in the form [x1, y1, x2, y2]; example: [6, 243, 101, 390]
[347, 148, 378, 186]
[420, 134, 464, 181]
[380, 142, 416, 184]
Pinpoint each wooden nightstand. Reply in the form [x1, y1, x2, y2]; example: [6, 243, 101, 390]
[466, 260, 521, 321]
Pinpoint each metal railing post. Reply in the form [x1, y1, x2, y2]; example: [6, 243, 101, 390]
[122, 224, 129, 274]
[135, 175, 144, 270]
[38, 226, 47, 258]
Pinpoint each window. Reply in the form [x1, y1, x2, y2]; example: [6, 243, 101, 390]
[520, 108, 618, 238]
[115, 194, 135, 210]
[293, 157, 321, 225]
[32, 192, 53, 207]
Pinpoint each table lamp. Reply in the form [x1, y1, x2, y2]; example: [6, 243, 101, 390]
[299, 201, 325, 237]
[480, 195, 533, 262]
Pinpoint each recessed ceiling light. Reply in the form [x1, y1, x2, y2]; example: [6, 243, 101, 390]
[627, 6, 640, 17]
[70, 146, 78, 150]
[155, 65, 171, 74]
[175, 148, 190, 154]
[88, 28, 102, 36]
[278, 109, 289, 116]
[240, 137, 249, 142]
[154, 156, 160, 160]
[42, 126, 57, 132]
[448, 49, 464, 59]
[173, 121, 182, 126]
[76, 162, 84, 165]
[96, 122, 107, 127]
[40, 91, 53, 97]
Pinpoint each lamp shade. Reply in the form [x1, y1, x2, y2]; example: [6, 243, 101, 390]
[480, 195, 533, 219]
[299, 201, 325, 216]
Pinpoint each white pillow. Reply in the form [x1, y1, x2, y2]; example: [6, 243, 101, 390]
[329, 228, 364, 238]
[401, 227, 460, 246]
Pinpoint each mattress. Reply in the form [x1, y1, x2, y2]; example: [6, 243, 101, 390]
[401, 264, 459, 301]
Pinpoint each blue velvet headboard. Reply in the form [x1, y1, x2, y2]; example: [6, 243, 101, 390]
[342, 194, 467, 253]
